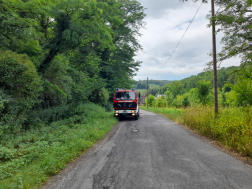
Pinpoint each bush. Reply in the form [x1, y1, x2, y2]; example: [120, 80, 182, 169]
[0, 103, 117, 188]
[145, 94, 155, 107]
[0, 51, 42, 131]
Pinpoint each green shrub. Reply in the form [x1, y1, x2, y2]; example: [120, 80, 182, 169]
[0, 146, 17, 160]
[0, 103, 117, 188]
[0, 51, 42, 129]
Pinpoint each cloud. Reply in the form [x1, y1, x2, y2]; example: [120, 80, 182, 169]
[133, 0, 240, 81]
[138, 0, 196, 18]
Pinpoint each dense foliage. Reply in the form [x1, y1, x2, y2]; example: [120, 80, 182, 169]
[0, 0, 145, 133]
[0, 0, 145, 186]
[145, 65, 251, 108]
[213, 0, 252, 68]
[0, 103, 117, 188]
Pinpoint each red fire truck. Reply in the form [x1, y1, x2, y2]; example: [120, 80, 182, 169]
[113, 88, 140, 120]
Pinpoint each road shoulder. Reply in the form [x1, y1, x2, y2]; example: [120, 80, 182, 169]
[41, 122, 120, 189]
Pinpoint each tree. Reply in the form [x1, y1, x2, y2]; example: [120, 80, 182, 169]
[156, 96, 166, 107]
[39, 0, 115, 74]
[232, 72, 252, 106]
[196, 80, 212, 106]
[167, 81, 184, 97]
[146, 94, 155, 107]
[0, 0, 145, 131]
[182, 96, 190, 107]
[0, 51, 42, 127]
[96, 0, 145, 94]
[213, 0, 252, 68]
[172, 95, 183, 108]
[164, 90, 174, 107]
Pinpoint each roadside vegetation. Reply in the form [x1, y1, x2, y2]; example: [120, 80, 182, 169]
[140, 55, 252, 160]
[140, 0, 252, 159]
[0, 0, 145, 188]
[141, 106, 252, 159]
[138, 0, 252, 159]
[0, 103, 117, 188]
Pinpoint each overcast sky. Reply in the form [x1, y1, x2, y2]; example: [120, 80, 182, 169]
[133, 0, 240, 81]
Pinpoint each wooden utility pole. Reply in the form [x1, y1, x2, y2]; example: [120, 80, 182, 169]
[147, 77, 148, 109]
[211, 0, 218, 114]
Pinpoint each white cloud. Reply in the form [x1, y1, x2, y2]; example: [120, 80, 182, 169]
[133, 0, 240, 81]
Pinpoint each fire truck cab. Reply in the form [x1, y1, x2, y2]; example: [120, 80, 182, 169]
[113, 88, 140, 120]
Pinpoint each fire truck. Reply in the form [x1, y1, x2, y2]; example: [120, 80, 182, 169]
[113, 88, 140, 120]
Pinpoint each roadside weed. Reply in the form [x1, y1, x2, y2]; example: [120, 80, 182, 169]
[141, 106, 252, 158]
[0, 103, 117, 188]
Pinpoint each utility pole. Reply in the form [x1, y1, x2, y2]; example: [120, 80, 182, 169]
[211, 0, 218, 114]
[147, 77, 148, 109]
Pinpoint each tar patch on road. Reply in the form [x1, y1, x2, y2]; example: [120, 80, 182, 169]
[130, 123, 139, 133]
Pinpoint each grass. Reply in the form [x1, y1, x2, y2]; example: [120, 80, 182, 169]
[140, 106, 252, 159]
[140, 106, 183, 123]
[0, 103, 118, 189]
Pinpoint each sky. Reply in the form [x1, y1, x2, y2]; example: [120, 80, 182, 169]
[133, 0, 240, 81]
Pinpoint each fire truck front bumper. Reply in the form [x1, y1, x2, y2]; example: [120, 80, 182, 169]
[114, 110, 137, 117]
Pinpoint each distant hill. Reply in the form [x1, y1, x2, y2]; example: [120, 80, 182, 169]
[158, 66, 238, 94]
[134, 80, 173, 89]
[134, 66, 239, 97]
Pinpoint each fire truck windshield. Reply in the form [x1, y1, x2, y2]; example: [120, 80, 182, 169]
[115, 92, 135, 100]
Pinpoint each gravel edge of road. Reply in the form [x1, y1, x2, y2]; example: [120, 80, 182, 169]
[41, 121, 120, 189]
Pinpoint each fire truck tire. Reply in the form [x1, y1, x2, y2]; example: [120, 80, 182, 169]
[135, 114, 139, 120]
[118, 116, 123, 121]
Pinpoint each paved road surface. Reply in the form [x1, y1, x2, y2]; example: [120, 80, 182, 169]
[44, 109, 252, 189]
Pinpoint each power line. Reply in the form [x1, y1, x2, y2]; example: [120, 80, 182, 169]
[154, 2, 203, 77]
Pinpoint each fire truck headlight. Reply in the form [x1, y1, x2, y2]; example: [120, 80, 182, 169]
[115, 114, 118, 116]
[132, 111, 135, 116]
[115, 111, 119, 113]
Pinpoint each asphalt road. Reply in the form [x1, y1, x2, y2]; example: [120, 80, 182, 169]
[44, 109, 252, 189]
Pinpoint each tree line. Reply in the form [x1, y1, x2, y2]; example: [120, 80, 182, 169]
[134, 80, 173, 89]
[148, 0, 252, 108]
[147, 65, 252, 108]
[0, 0, 145, 133]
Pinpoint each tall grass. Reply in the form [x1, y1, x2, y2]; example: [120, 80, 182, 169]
[182, 107, 252, 157]
[0, 103, 117, 189]
[141, 106, 252, 158]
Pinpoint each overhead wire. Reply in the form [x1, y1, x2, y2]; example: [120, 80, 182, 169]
[154, 2, 203, 77]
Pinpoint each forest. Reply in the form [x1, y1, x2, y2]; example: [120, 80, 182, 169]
[0, 0, 145, 133]
[145, 65, 252, 108]
[0, 1, 145, 186]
